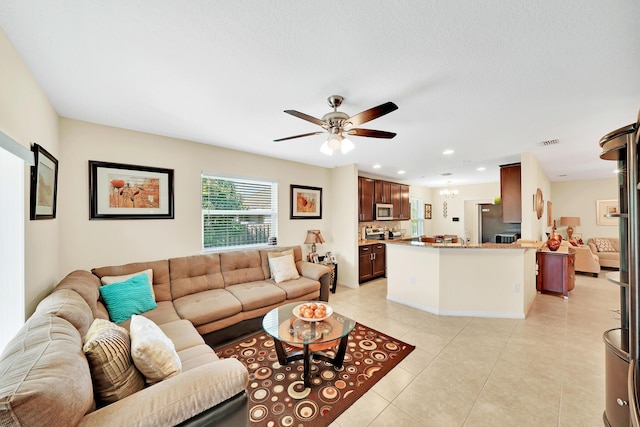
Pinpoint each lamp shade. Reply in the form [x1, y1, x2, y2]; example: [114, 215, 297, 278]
[304, 230, 325, 245]
[560, 216, 581, 226]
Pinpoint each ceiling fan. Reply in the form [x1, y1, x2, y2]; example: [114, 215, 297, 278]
[274, 95, 398, 155]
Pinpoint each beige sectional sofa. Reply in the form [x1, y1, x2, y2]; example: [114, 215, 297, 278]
[0, 246, 330, 426]
[588, 237, 620, 269]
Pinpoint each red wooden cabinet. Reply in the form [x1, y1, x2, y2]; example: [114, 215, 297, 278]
[536, 249, 575, 298]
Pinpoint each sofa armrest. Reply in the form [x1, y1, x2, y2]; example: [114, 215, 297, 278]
[296, 260, 331, 281]
[79, 359, 248, 427]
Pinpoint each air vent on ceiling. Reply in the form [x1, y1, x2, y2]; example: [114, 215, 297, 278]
[539, 138, 560, 147]
[440, 172, 453, 176]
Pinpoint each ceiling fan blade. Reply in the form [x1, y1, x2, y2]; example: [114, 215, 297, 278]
[273, 131, 325, 142]
[346, 128, 397, 139]
[346, 102, 398, 127]
[284, 110, 326, 127]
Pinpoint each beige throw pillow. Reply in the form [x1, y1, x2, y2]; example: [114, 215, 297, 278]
[594, 238, 616, 252]
[101, 268, 155, 300]
[269, 254, 300, 283]
[267, 249, 295, 279]
[83, 318, 145, 405]
[129, 314, 182, 384]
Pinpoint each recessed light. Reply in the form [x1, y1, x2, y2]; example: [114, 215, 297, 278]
[476, 167, 486, 171]
[398, 170, 406, 175]
[373, 164, 381, 169]
[443, 149, 454, 155]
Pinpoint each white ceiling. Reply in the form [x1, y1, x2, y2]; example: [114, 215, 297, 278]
[1, 1, 638, 187]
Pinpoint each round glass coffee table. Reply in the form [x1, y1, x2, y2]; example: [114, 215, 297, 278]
[262, 301, 356, 388]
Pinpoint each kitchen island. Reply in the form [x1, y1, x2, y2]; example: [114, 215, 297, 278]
[385, 240, 538, 319]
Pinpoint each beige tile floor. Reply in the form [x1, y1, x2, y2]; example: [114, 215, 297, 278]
[327, 271, 622, 427]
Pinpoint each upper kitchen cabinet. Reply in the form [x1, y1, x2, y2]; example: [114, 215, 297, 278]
[359, 176, 410, 222]
[374, 180, 391, 204]
[390, 183, 410, 220]
[500, 163, 521, 223]
[400, 184, 410, 220]
[359, 176, 375, 222]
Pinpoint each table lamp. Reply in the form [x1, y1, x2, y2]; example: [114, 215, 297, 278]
[304, 230, 325, 253]
[560, 216, 580, 241]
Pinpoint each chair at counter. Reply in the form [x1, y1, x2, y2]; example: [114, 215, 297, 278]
[421, 235, 459, 244]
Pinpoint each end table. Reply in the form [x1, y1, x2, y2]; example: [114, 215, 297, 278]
[321, 261, 338, 293]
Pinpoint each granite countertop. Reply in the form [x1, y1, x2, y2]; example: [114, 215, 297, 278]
[384, 240, 531, 249]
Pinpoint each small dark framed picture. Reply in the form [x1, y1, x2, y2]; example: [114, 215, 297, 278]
[290, 184, 322, 219]
[424, 203, 432, 219]
[89, 160, 174, 220]
[30, 143, 59, 220]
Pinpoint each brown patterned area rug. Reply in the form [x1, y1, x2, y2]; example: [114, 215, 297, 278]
[215, 323, 415, 427]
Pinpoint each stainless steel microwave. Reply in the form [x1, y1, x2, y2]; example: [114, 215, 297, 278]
[375, 204, 393, 220]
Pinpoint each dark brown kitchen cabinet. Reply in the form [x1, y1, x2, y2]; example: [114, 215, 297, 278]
[390, 183, 401, 219]
[400, 184, 410, 220]
[500, 163, 521, 223]
[359, 177, 375, 222]
[372, 243, 386, 277]
[374, 180, 391, 204]
[359, 176, 410, 222]
[359, 243, 386, 283]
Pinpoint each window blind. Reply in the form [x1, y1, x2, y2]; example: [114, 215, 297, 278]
[202, 174, 278, 250]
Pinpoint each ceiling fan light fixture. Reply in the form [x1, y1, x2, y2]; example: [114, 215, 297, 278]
[320, 141, 333, 155]
[340, 137, 354, 154]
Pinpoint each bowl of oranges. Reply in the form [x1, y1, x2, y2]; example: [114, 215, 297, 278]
[292, 302, 332, 322]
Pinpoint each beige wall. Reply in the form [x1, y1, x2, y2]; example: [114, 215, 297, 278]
[58, 118, 335, 274]
[521, 152, 552, 240]
[0, 28, 60, 317]
[551, 177, 619, 241]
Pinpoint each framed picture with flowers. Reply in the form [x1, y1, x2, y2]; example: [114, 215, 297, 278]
[290, 184, 322, 219]
[89, 161, 174, 219]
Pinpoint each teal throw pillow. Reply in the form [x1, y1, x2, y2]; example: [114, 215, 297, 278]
[99, 273, 157, 324]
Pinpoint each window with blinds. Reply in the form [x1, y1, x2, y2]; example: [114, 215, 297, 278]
[410, 197, 424, 237]
[202, 174, 278, 250]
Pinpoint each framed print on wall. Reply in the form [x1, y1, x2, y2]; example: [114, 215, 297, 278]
[89, 161, 174, 220]
[30, 143, 59, 220]
[290, 184, 322, 219]
[596, 199, 619, 226]
[424, 203, 432, 219]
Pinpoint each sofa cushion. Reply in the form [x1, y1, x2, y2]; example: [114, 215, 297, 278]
[169, 254, 225, 299]
[130, 315, 182, 384]
[220, 250, 266, 286]
[594, 238, 616, 252]
[173, 289, 242, 327]
[268, 254, 300, 283]
[99, 274, 158, 323]
[52, 270, 109, 320]
[92, 259, 171, 302]
[598, 251, 620, 262]
[34, 288, 94, 337]
[158, 319, 208, 352]
[260, 246, 303, 278]
[0, 314, 94, 427]
[100, 268, 155, 300]
[83, 318, 145, 405]
[272, 276, 321, 300]
[177, 346, 219, 373]
[226, 281, 286, 311]
[266, 249, 295, 279]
